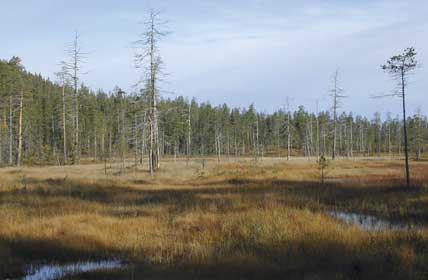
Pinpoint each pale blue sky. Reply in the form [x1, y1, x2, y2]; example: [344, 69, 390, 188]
[1, 0, 427, 116]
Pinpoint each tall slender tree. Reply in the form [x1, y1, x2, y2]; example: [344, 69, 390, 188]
[16, 88, 23, 167]
[65, 32, 86, 165]
[382, 47, 418, 187]
[135, 10, 168, 176]
[330, 69, 347, 160]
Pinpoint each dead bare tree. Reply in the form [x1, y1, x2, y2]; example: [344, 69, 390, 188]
[330, 69, 347, 160]
[134, 10, 168, 176]
[381, 47, 418, 187]
[64, 32, 86, 165]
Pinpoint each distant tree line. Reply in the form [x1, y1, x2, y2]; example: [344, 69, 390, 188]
[0, 57, 426, 167]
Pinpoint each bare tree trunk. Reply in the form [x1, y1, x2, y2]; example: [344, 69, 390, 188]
[287, 110, 291, 161]
[332, 104, 337, 160]
[309, 115, 313, 157]
[276, 124, 280, 158]
[146, 14, 161, 176]
[62, 84, 67, 164]
[65, 32, 85, 165]
[322, 127, 326, 156]
[316, 118, 320, 158]
[388, 122, 392, 156]
[94, 125, 98, 160]
[141, 112, 146, 164]
[174, 141, 178, 162]
[330, 70, 346, 160]
[401, 70, 410, 187]
[256, 116, 259, 160]
[87, 134, 90, 160]
[316, 103, 320, 158]
[149, 98, 159, 176]
[242, 131, 246, 155]
[0, 112, 3, 165]
[397, 125, 402, 157]
[108, 128, 112, 160]
[120, 103, 126, 175]
[224, 132, 229, 161]
[9, 96, 13, 165]
[101, 132, 105, 160]
[234, 127, 238, 158]
[214, 128, 220, 164]
[52, 115, 57, 164]
[217, 132, 222, 164]
[187, 102, 191, 165]
[349, 119, 353, 157]
[72, 76, 79, 163]
[416, 111, 421, 160]
[343, 123, 346, 156]
[17, 90, 23, 167]
[134, 114, 138, 173]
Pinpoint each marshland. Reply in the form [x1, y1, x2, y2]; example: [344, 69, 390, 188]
[1, 157, 428, 279]
[1, 1, 428, 279]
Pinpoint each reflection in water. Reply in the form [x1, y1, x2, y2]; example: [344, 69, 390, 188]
[22, 259, 123, 280]
[327, 210, 418, 231]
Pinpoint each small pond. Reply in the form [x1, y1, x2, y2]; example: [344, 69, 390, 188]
[327, 210, 420, 231]
[22, 259, 123, 280]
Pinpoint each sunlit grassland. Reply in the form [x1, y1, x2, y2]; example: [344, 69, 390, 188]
[1, 158, 428, 279]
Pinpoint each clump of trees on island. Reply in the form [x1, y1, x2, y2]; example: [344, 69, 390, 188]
[0, 12, 425, 185]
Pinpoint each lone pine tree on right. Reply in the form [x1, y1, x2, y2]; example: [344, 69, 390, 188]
[382, 47, 418, 187]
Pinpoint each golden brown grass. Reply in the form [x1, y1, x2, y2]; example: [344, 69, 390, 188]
[1, 158, 428, 279]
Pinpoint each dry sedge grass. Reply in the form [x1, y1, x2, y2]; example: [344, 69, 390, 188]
[1, 158, 428, 279]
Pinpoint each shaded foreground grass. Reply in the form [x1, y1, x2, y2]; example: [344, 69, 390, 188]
[1, 158, 428, 279]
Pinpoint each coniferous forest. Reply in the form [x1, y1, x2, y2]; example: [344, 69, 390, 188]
[0, 57, 426, 167]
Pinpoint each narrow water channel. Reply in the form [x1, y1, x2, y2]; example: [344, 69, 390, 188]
[22, 259, 123, 280]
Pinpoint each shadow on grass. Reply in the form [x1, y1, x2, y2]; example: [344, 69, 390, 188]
[3, 176, 428, 222]
[0, 230, 416, 280]
[0, 235, 124, 279]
